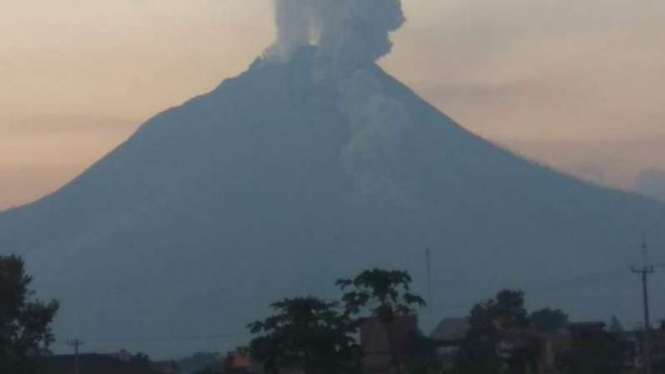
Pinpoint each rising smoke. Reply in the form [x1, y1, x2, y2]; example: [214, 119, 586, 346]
[271, 0, 405, 72]
[339, 69, 414, 203]
[271, 0, 413, 203]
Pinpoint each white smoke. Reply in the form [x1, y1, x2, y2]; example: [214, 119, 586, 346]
[271, 0, 413, 203]
[271, 0, 405, 71]
[271, 0, 315, 60]
[339, 70, 413, 202]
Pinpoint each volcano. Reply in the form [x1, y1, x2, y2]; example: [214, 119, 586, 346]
[1, 48, 664, 356]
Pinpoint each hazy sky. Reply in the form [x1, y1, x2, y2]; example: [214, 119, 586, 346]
[1, 0, 664, 209]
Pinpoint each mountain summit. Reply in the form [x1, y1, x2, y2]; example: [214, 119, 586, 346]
[1, 47, 664, 357]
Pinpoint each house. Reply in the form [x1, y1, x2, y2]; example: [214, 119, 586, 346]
[36, 354, 160, 374]
[428, 317, 616, 374]
[509, 321, 614, 374]
[429, 317, 470, 368]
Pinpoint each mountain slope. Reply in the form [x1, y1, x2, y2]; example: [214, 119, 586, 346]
[1, 50, 663, 356]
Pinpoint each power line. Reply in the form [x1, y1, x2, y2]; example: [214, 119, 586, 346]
[51, 332, 250, 349]
[66, 339, 83, 374]
[632, 233, 655, 374]
[75, 332, 246, 344]
[425, 247, 433, 332]
[51, 254, 664, 348]
[434, 262, 651, 317]
[524, 265, 630, 294]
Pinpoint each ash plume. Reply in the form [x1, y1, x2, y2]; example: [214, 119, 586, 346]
[270, 0, 411, 202]
[271, 0, 405, 71]
[339, 69, 415, 203]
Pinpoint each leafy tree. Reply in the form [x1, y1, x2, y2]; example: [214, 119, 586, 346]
[529, 308, 569, 332]
[248, 297, 361, 374]
[337, 269, 426, 374]
[608, 315, 624, 335]
[402, 332, 442, 374]
[491, 290, 529, 330]
[555, 327, 625, 374]
[130, 352, 151, 368]
[457, 290, 535, 374]
[0, 255, 59, 374]
[457, 303, 501, 373]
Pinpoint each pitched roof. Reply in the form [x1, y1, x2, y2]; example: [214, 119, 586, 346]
[37, 354, 160, 374]
[430, 318, 470, 342]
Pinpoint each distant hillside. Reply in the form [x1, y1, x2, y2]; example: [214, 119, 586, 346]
[1, 49, 663, 357]
[636, 169, 665, 202]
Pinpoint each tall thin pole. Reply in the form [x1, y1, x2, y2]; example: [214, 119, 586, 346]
[632, 234, 654, 374]
[425, 248, 433, 332]
[67, 339, 83, 374]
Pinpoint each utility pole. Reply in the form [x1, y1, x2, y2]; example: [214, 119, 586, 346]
[425, 248, 433, 331]
[632, 234, 654, 374]
[67, 339, 83, 374]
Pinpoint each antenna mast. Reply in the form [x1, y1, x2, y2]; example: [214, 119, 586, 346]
[425, 248, 433, 332]
[632, 232, 654, 374]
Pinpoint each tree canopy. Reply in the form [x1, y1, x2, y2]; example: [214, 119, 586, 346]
[337, 269, 425, 374]
[458, 289, 534, 374]
[248, 297, 361, 374]
[0, 255, 59, 373]
[248, 269, 426, 374]
[529, 308, 569, 333]
[336, 269, 425, 323]
[555, 327, 625, 374]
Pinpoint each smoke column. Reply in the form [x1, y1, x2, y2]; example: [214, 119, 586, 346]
[271, 0, 413, 203]
[272, 0, 315, 59]
[271, 0, 405, 71]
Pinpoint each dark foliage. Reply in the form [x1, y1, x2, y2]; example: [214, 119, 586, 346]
[130, 352, 151, 368]
[457, 290, 535, 374]
[337, 269, 426, 374]
[248, 297, 361, 374]
[555, 328, 626, 374]
[0, 255, 59, 374]
[529, 308, 569, 333]
[336, 269, 426, 323]
[609, 316, 624, 334]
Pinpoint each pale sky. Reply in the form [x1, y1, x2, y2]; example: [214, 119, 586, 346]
[1, 0, 664, 209]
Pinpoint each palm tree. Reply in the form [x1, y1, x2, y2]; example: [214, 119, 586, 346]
[337, 269, 426, 374]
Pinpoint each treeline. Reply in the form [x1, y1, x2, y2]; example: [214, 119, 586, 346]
[203, 272, 651, 374]
[449, 289, 627, 374]
[197, 269, 425, 374]
[2, 255, 656, 374]
[0, 255, 59, 373]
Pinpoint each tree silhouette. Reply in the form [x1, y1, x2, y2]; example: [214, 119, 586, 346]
[130, 352, 151, 368]
[529, 308, 569, 333]
[248, 297, 360, 374]
[0, 255, 59, 373]
[608, 315, 624, 335]
[458, 289, 535, 374]
[337, 269, 425, 374]
[555, 327, 625, 374]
